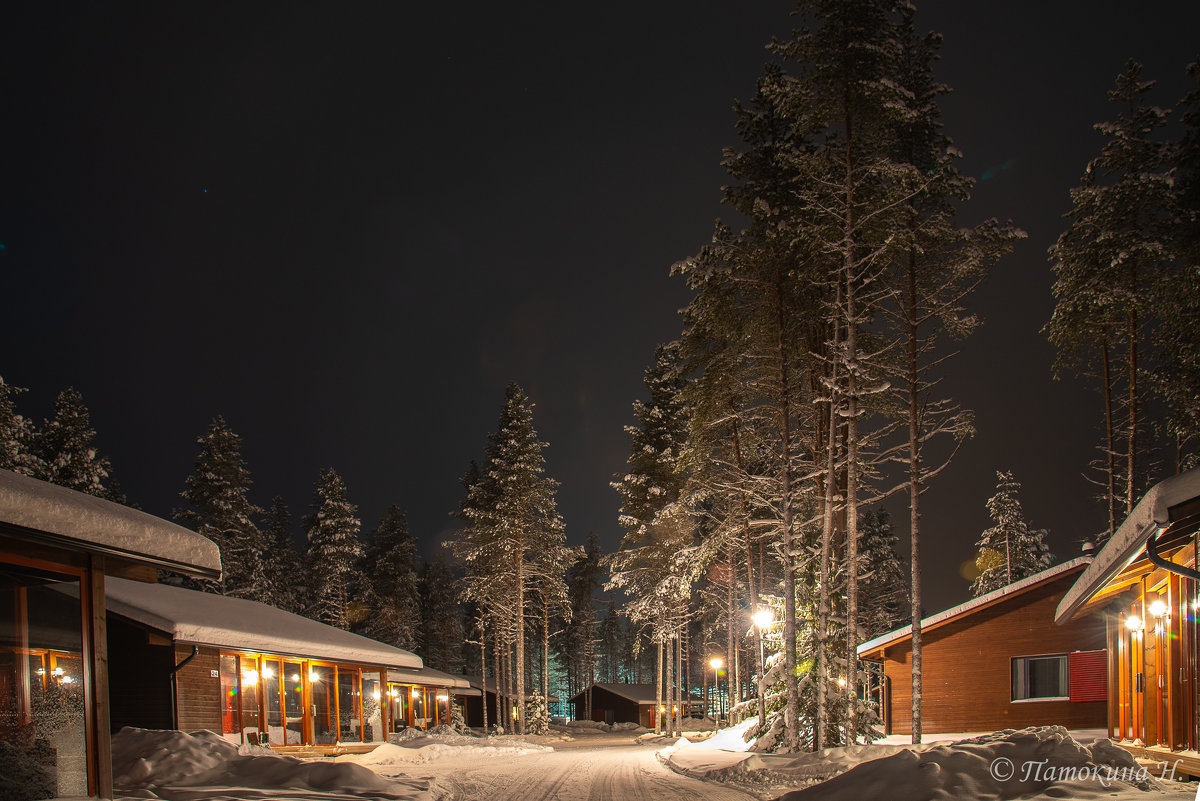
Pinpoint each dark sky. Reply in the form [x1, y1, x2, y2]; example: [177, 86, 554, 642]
[2, 2, 1198, 614]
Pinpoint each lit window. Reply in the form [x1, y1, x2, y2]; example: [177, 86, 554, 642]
[1012, 655, 1069, 701]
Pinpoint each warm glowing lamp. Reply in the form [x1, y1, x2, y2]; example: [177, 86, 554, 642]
[1149, 600, 1168, 618]
[709, 657, 723, 670]
[1126, 615, 1144, 632]
[752, 609, 774, 629]
[309, 670, 320, 682]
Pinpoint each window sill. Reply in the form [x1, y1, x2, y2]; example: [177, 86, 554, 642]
[1011, 696, 1070, 704]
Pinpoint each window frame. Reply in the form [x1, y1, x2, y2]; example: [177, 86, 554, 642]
[1011, 652, 1070, 703]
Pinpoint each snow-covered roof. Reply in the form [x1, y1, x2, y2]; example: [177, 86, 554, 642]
[1055, 468, 1200, 625]
[0, 468, 220, 578]
[103, 578, 422, 669]
[858, 557, 1092, 657]
[570, 683, 701, 705]
[385, 665, 473, 690]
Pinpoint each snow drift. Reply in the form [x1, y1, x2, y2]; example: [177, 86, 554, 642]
[111, 728, 416, 800]
[771, 727, 1166, 801]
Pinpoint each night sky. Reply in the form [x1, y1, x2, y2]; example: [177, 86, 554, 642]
[3, 2, 1199, 614]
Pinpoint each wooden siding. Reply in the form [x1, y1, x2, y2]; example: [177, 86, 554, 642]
[174, 644, 221, 731]
[876, 573, 1107, 735]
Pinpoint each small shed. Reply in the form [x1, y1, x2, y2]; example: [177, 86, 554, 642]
[100, 577, 474, 750]
[0, 468, 220, 799]
[569, 683, 701, 728]
[858, 557, 1107, 736]
[459, 677, 558, 728]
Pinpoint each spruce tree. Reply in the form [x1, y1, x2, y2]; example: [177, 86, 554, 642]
[419, 556, 465, 671]
[35, 388, 112, 497]
[971, 471, 1053, 596]
[857, 510, 908, 638]
[358, 506, 421, 651]
[0, 377, 40, 476]
[175, 416, 268, 598]
[260, 496, 304, 611]
[1048, 60, 1175, 535]
[304, 467, 363, 629]
[451, 383, 566, 734]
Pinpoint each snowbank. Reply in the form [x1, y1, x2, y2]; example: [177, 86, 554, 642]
[771, 727, 1185, 801]
[338, 734, 552, 767]
[111, 728, 426, 800]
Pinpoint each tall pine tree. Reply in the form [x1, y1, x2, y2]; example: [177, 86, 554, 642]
[358, 505, 421, 650]
[971, 471, 1053, 596]
[175, 416, 267, 598]
[261, 495, 304, 612]
[419, 556, 465, 672]
[304, 467, 363, 629]
[35, 388, 112, 497]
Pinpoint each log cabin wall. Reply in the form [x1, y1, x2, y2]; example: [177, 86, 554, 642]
[876, 573, 1106, 735]
[173, 644, 222, 731]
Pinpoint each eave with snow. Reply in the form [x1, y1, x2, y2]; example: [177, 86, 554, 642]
[1055, 467, 1200, 772]
[0, 468, 221, 799]
[858, 557, 1107, 736]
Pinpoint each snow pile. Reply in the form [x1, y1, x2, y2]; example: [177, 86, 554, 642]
[111, 727, 420, 800]
[771, 727, 1172, 801]
[677, 718, 757, 752]
[342, 740, 551, 766]
[565, 719, 610, 730]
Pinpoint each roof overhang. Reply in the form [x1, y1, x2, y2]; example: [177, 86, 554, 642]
[1055, 469, 1200, 625]
[859, 557, 1092, 658]
[0, 468, 220, 578]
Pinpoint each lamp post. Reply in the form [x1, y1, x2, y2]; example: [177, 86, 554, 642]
[752, 609, 773, 733]
[709, 657, 723, 729]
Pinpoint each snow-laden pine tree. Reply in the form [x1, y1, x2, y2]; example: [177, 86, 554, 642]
[598, 601, 623, 683]
[35, 388, 112, 497]
[451, 383, 566, 735]
[524, 692, 550, 735]
[357, 505, 421, 651]
[607, 344, 692, 734]
[971, 471, 1053, 596]
[261, 495, 304, 612]
[175, 416, 268, 597]
[1048, 60, 1175, 537]
[561, 535, 602, 718]
[878, 6, 1023, 744]
[0, 377, 40, 476]
[303, 467, 363, 629]
[857, 510, 908, 639]
[1154, 60, 1200, 471]
[419, 556, 465, 672]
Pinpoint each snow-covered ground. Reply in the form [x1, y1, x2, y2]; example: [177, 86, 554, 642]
[664, 723, 1198, 800]
[108, 723, 1198, 800]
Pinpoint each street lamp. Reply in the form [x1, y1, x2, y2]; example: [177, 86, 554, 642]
[752, 609, 774, 733]
[709, 657, 724, 729]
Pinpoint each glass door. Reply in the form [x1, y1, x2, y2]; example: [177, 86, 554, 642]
[283, 662, 304, 744]
[337, 667, 361, 742]
[362, 671, 384, 742]
[262, 658, 283, 746]
[310, 664, 336, 744]
[387, 683, 410, 732]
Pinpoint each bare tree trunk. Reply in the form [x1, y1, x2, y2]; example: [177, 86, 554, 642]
[726, 545, 737, 720]
[655, 638, 663, 734]
[515, 549, 526, 734]
[775, 272, 800, 752]
[818, 278, 842, 752]
[1102, 339, 1117, 539]
[480, 619, 489, 731]
[1127, 290, 1137, 516]
[904, 249, 922, 745]
[543, 593, 550, 703]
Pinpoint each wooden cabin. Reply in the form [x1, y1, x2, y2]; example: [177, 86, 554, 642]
[0, 468, 221, 799]
[858, 557, 1107, 736]
[101, 577, 476, 751]
[568, 682, 702, 728]
[1055, 469, 1200, 774]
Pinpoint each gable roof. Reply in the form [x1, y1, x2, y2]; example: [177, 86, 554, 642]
[102, 577, 422, 669]
[858, 557, 1091, 658]
[1055, 468, 1200, 625]
[568, 683, 701, 705]
[0, 468, 220, 577]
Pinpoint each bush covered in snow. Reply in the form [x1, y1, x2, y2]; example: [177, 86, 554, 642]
[525, 693, 550, 735]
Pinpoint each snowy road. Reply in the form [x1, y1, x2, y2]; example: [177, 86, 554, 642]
[377, 741, 757, 801]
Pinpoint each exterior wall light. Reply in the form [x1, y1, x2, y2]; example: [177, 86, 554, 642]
[1149, 600, 1168, 618]
[1126, 615, 1144, 632]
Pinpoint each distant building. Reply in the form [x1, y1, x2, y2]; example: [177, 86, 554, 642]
[459, 677, 558, 729]
[568, 682, 702, 728]
[101, 577, 477, 750]
[0, 468, 221, 799]
[1055, 468, 1200, 776]
[858, 557, 1107, 736]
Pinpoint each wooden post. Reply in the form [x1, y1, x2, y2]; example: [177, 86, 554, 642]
[87, 556, 113, 799]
